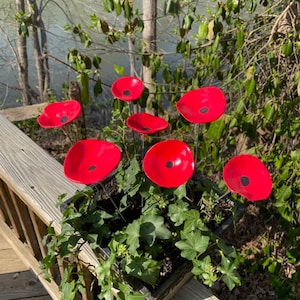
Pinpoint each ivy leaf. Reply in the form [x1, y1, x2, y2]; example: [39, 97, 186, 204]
[168, 199, 189, 226]
[117, 282, 147, 300]
[183, 209, 208, 232]
[218, 256, 241, 291]
[175, 231, 210, 260]
[140, 214, 171, 246]
[124, 220, 140, 255]
[123, 256, 160, 286]
[216, 239, 237, 259]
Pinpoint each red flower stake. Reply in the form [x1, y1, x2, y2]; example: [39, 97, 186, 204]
[176, 86, 226, 123]
[111, 76, 144, 101]
[143, 140, 194, 188]
[126, 113, 169, 135]
[37, 100, 81, 128]
[64, 139, 121, 185]
[222, 154, 272, 201]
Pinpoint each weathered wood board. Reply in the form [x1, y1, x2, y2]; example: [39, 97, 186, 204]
[0, 103, 47, 122]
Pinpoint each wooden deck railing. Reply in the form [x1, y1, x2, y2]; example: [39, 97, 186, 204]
[0, 111, 219, 300]
[0, 113, 100, 299]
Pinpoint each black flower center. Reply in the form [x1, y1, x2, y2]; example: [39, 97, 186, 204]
[199, 107, 209, 114]
[123, 89, 131, 96]
[141, 127, 150, 131]
[88, 165, 97, 171]
[165, 161, 174, 168]
[60, 116, 68, 123]
[240, 176, 250, 186]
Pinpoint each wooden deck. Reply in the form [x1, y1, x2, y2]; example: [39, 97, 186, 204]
[0, 233, 51, 300]
[0, 108, 219, 300]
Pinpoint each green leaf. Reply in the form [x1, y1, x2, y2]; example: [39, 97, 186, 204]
[80, 72, 89, 106]
[275, 185, 292, 203]
[282, 41, 293, 56]
[123, 256, 160, 286]
[103, 0, 114, 12]
[114, 64, 125, 75]
[164, 0, 180, 15]
[175, 232, 210, 260]
[94, 80, 103, 97]
[198, 21, 208, 39]
[244, 77, 256, 96]
[162, 67, 172, 83]
[140, 214, 171, 246]
[168, 199, 189, 226]
[174, 184, 187, 200]
[123, 0, 132, 19]
[218, 256, 241, 291]
[207, 117, 226, 140]
[117, 282, 147, 300]
[183, 209, 208, 233]
[192, 256, 217, 287]
[236, 27, 244, 49]
[124, 220, 140, 255]
[216, 239, 237, 258]
[113, 0, 122, 16]
[182, 15, 194, 31]
[93, 55, 101, 68]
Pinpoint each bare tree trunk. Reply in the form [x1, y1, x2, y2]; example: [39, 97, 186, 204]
[142, 0, 157, 114]
[27, 0, 49, 102]
[16, 0, 32, 105]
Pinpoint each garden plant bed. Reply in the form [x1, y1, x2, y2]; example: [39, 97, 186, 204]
[59, 171, 243, 299]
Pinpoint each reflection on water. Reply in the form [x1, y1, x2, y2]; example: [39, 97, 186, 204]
[0, 0, 212, 108]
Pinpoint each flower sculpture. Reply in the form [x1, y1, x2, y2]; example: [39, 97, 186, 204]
[37, 100, 81, 128]
[126, 112, 169, 135]
[143, 140, 194, 188]
[111, 76, 144, 101]
[222, 154, 272, 201]
[64, 139, 121, 185]
[176, 86, 226, 123]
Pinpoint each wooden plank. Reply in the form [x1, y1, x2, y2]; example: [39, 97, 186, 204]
[0, 103, 47, 122]
[0, 248, 28, 274]
[0, 219, 61, 300]
[0, 180, 25, 240]
[0, 270, 51, 300]
[171, 279, 219, 300]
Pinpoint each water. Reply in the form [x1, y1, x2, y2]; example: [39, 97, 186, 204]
[0, 0, 212, 108]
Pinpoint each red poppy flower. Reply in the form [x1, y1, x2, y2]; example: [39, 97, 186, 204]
[176, 86, 226, 123]
[222, 154, 272, 201]
[143, 140, 194, 188]
[126, 113, 169, 134]
[64, 139, 121, 185]
[37, 100, 81, 128]
[111, 76, 144, 101]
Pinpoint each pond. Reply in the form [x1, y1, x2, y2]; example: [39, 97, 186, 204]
[0, 0, 212, 108]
